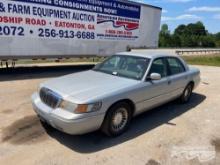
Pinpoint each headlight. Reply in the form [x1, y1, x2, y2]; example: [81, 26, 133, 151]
[59, 100, 102, 114]
[59, 100, 78, 112]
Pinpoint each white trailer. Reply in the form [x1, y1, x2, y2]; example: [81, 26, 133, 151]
[0, 0, 161, 60]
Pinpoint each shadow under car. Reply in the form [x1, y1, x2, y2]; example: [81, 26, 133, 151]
[44, 93, 206, 153]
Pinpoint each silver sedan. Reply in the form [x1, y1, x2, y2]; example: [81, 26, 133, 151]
[32, 52, 200, 136]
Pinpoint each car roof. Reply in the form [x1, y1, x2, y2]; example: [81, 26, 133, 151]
[116, 51, 178, 59]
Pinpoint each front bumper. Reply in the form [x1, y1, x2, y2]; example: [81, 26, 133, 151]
[31, 93, 105, 135]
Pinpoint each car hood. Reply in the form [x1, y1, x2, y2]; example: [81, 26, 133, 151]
[42, 70, 139, 103]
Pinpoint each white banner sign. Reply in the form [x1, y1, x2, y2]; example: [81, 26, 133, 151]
[0, 0, 141, 41]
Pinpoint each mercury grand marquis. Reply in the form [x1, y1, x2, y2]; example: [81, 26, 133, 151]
[32, 52, 200, 136]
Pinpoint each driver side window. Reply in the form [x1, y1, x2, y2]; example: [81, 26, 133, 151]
[149, 58, 168, 78]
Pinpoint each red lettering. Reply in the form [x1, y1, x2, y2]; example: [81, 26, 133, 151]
[25, 18, 46, 26]
[0, 16, 23, 24]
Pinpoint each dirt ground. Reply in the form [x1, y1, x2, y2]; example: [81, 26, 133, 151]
[0, 65, 220, 165]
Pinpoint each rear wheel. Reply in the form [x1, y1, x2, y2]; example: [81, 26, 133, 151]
[101, 102, 132, 136]
[180, 83, 193, 103]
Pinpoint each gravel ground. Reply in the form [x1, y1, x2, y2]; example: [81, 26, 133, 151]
[0, 65, 219, 165]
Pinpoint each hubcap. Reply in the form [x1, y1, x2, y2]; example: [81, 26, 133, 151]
[112, 108, 128, 132]
[184, 86, 191, 100]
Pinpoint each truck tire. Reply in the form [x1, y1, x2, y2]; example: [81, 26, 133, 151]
[101, 102, 132, 136]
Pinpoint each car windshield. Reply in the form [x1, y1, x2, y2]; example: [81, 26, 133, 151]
[93, 55, 150, 80]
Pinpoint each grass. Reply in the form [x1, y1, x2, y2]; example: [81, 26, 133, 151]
[0, 57, 105, 67]
[182, 54, 220, 67]
[2, 54, 220, 67]
[10, 57, 105, 65]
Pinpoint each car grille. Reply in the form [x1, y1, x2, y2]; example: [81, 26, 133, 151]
[39, 87, 61, 109]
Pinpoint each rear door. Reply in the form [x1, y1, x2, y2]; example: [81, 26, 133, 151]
[165, 57, 189, 98]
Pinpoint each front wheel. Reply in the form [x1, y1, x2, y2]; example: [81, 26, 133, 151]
[101, 102, 132, 137]
[180, 83, 193, 103]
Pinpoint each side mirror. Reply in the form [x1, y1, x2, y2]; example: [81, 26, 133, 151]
[150, 73, 161, 81]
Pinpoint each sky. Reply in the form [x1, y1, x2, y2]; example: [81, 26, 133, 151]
[133, 0, 220, 33]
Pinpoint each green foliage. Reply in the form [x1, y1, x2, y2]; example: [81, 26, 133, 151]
[214, 32, 220, 47]
[159, 22, 217, 48]
[215, 32, 220, 40]
[216, 40, 220, 47]
[161, 24, 169, 35]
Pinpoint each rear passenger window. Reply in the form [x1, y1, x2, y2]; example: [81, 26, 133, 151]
[149, 58, 167, 78]
[167, 58, 185, 75]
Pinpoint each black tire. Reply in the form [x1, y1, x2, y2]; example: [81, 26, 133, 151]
[101, 102, 132, 137]
[180, 83, 193, 103]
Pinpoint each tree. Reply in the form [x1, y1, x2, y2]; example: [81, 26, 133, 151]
[194, 21, 207, 36]
[159, 24, 173, 47]
[159, 21, 216, 48]
[214, 32, 220, 47]
[174, 24, 186, 36]
[215, 32, 220, 40]
[200, 35, 215, 47]
[161, 24, 169, 34]
[172, 34, 181, 47]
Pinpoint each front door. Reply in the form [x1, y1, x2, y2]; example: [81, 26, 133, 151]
[136, 58, 171, 114]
